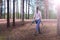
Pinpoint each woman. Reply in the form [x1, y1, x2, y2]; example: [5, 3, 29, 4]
[33, 7, 42, 34]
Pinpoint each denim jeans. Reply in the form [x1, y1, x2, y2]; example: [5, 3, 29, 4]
[35, 19, 41, 33]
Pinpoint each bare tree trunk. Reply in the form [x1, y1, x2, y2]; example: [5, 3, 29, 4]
[19, 0, 21, 19]
[16, 0, 19, 19]
[44, 0, 49, 19]
[4, 0, 5, 19]
[7, 0, 10, 27]
[57, 5, 60, 35]
[11, 0, 13, 19]
[26, 0, 27, 19]
[27, 0, 30, 19]
[10, 0, 12, 19]
[13, 0, 15, 26]
[17, 0, 19, 19]
[14, 0, 18, 19]
[9, 0, 12, 19]
[21, 0, 24, 24]
[9, 0, 11, 19]
[15, 1, 16, 19]
[0, 0, 2, 19]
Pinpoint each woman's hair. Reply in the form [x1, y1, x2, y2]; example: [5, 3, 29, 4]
[36, 7, 39, 13]
[37, 7, 38, 10]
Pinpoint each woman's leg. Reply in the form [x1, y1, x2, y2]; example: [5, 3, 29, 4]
[36, 19, 41, 33]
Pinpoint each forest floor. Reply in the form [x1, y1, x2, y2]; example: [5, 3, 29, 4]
[0, 19, 60, 40]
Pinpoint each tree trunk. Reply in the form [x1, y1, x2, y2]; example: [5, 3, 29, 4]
[27, 0, 30, 19]
[4, 0, 5, 19]
[44, 0, 49, 19]
[16, 0, 19, 19]
[15, 1, 16, 19]
[0, 0, 2, 19]
[13, 0, 15, 26]
[7, 0, 10, 27]
[17, 0, 19, 19]
[26, 0, 27, 19]
[9, 0, 11, 19]
[21, 0, 24, 24]
[57, 5, 60, 35]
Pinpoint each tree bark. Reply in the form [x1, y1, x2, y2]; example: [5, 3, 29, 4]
[16, 0, 19, 19]
[0, 0, 2, 19]
[26, 0, 27, 19]
[13, 0, 15, 26]
[27, 0, 30, 19]
[44, 0, 49, 19]
[4, 0, 5, 19]
[57, 5, 60, 35]
[9, 0, 11, 19]
[21, 0, 24, 24]
[7, 0, 10, 27]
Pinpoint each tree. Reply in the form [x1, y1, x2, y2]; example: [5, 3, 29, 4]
[26, 0, 27, 19]
[4, 0, 5, 18]
[27, 0, 30, 19]
[9, 0, 12, 19]
[0, 0, 2, 19]
[21, 0, 24, 24]
[44, 0, 49, 19]
[7, 0, 10, 27]
[57, 5, 60, 35]
[16, 0, 19, 19]
[13, 0, 15, 26]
